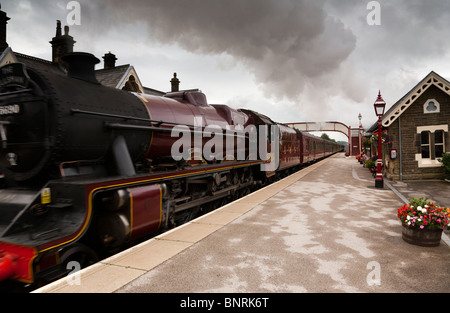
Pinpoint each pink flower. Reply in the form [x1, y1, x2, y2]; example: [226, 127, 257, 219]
[420, 225, 424, 229]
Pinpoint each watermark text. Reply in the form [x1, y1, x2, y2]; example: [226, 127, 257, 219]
[367, 1, 381, 26]
[366, 261, 381, 286]
[66, 1, 81, 26]
[171, 122, 280, 172]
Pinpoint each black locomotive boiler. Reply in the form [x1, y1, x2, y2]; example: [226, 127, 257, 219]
[0, 52, 342, 288]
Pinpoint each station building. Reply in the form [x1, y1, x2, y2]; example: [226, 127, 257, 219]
[369, 71, 450, 181]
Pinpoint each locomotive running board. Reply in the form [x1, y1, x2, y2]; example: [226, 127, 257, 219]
[0, 189, 37, 237]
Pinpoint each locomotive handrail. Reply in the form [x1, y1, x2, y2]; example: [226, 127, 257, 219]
[72, 109, 249, 139]
[71, 108, 152, 123]
[71, 108, 195, 128]
[105, 122, 248, 139]
[0, 88, 33, 97]
[105, 122, 173, 133]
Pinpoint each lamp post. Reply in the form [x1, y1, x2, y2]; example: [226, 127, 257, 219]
[373, 91, 386, 188]
[358, 113, 363, 155]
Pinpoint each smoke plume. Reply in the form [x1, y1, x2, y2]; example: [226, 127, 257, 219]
[81, 0, 356, 101]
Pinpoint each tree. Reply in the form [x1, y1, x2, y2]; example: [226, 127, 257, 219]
[320, 133, 336, 142]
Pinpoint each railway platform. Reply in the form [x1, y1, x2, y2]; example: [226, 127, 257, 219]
[34, 153, 450, 293]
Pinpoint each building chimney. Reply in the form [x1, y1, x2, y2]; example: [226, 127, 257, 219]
[50, 20, 76, 65]
[103, 52, 117, 69]
[0, 3, 10, 53]
[171, 72, 180, 92]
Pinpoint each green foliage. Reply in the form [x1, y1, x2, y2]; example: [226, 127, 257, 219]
[409, 197, 431, 208]
[438, 152, 450, 179]
[365, 160, 375, 168]
[362, 137, 371, 151]
[320, 133, 336, 142]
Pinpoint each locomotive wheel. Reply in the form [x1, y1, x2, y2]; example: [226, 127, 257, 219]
[173, 206, 201, 226]
[207, 178, 218, 195]
[59, 243, 99, 276]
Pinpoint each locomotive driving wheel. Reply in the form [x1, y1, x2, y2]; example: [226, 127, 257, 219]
[59, 243, 99, 277]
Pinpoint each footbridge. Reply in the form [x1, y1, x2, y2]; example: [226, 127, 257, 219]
[285, 121, 364, 156]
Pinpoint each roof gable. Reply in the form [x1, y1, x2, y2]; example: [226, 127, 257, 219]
[116, 66, 143, 92]
[383, 71, 450, 127]
[95, 65, 145, 93]
[0, 47, 17, 65]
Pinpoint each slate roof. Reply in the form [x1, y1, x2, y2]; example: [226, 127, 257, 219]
[95, 64, 130, 88]
[3, 50, 165, 96]
[14, 52, 64, 75]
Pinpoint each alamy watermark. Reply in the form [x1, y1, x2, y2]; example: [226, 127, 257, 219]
[367, 1, 381, 26]
[65, 261, 81, 286]
[366, 261, 381, 286]
[170, 120, 280, 172]
[66, 1, 81, 26]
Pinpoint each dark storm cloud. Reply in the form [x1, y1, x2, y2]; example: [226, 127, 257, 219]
[78, 0, 357, 101]
[4, 0, 358, 101]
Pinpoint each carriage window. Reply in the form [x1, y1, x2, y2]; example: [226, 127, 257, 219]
[421, 131, 430, 159]
[435, 130, 444, 158]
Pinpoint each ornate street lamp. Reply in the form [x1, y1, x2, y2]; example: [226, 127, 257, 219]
[373, 91, 386, 188]
[358, 113, 363, 155]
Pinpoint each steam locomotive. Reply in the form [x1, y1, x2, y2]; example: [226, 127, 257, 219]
[0, 52, 342, 288]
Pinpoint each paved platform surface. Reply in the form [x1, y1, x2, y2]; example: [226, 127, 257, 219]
[35, 154, 450, 293]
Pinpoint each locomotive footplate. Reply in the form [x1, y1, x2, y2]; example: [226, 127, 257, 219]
[0, 182, 88, 284]
[0, 159, 263, 285]
[0, 189, 36, 237]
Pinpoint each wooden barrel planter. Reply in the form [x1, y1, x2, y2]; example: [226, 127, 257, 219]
[401, 226, 443, 247]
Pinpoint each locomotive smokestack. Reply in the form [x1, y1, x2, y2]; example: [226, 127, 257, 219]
[62, 52, 100, 84]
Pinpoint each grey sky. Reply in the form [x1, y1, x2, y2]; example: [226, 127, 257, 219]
[3, 0, 450, 141]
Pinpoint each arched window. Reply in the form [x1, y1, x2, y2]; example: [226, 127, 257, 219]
[122, 75, 142, 93]
[424, 99, 440, 114]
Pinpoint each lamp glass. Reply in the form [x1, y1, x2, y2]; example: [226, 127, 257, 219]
[374, 103, 385, 117]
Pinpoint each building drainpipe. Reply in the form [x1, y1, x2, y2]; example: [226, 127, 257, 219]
[399, 116, 403, 181]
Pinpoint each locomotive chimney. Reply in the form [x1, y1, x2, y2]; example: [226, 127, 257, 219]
[103, 52, 117, 69]
[62, 52, 100, 84]
[171, 72, 180, 92]
[0, 3, 10, 53]
[50, 20, 76, 64]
